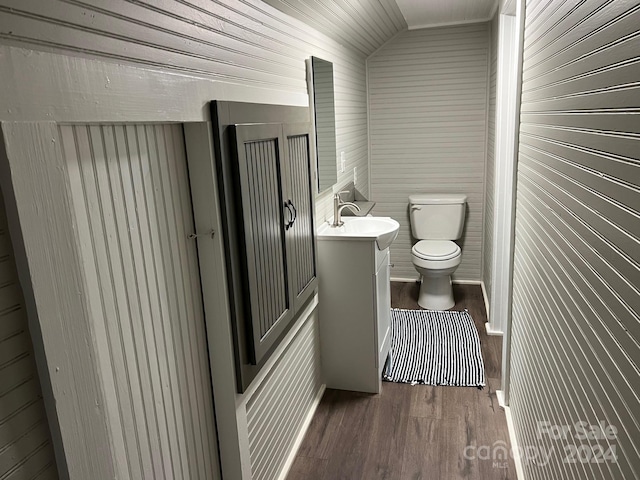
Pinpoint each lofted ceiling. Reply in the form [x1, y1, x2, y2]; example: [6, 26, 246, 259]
[261, 0, 407, 56]
[261, 0, 498, 57]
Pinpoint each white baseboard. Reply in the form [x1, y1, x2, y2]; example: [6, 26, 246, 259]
[390, 276, 419, 283]
[485, 322, 504, 336]
[452, 279, 482, 285]
[496, 389, 506, 409]
[390, 278, 484, 285]
[277, 383, 326, 480]
[504, 403, 525, 480]
[481, 281, 490, 318]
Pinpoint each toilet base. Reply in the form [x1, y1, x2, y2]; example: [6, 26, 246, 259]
[418, 275, 454, 310]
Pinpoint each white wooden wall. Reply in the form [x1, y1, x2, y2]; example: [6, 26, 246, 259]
[0, 193, 58, 480]
[245, 311, 321, 480]
[368, 23, 490, 281]
[0, 0, 380, 478]
[510, 1, 640, 479]
[59, 123, 218, 480]
[0, 0, 372, 223]
[483, 13, 499, 303]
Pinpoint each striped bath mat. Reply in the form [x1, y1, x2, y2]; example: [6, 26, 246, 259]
[383, 308, 485, 387]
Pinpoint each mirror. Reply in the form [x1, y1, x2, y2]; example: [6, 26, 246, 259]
[309, 56, 338, 194]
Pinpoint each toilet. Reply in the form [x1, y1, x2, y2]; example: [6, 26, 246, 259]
[409, 194, 467, 310]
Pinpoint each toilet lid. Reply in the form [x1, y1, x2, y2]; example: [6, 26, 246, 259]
[412, 240, 461, 261]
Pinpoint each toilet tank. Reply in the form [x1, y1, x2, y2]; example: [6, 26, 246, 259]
[409, 194, 467, 240]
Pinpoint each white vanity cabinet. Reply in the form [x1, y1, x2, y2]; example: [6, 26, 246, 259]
[317, 238, 391, 394]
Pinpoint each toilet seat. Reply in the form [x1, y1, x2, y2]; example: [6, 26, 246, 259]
[412, 240, 460, 261]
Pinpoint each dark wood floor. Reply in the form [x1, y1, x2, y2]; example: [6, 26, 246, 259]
[286, 283, 516, 480]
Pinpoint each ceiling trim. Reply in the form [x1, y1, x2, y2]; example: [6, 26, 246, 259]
[366, 28, 408, 59]
[407, 16, 496, 31]
[489, 1, 500, 20]
[489, 0, 500, 21]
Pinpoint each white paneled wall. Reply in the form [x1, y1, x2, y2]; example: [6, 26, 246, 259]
[59, 124, 218, 480]
[510, 1, 640, 479]
[245, 311, 321, 480]
[368, 24, 490, 281]
[0, 194, 58, 480]
[0, 0, 370, 223]
[0, 0, 381, 477]
[483, 13, 499, 304]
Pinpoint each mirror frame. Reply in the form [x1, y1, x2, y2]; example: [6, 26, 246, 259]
[307, 56, 338, 195]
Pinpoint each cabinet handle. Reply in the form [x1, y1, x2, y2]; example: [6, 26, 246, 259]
[284, 201, 294, 230]
[289, 200, 297, 226]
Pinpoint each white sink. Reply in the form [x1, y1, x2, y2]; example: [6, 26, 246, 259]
[317, 216, 400, 250]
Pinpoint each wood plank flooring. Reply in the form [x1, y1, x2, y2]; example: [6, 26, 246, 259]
[286, 283, 516, 480]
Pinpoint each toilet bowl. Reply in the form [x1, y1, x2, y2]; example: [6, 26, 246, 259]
[412, 240, 461, 310]
[408, 193, 467, 310]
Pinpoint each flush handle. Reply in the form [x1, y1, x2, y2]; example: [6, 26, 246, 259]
[411, 205, 422, 210]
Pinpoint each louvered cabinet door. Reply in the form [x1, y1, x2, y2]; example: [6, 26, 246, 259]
[232, 123, 292, 365]
[283, 123, 318, 312]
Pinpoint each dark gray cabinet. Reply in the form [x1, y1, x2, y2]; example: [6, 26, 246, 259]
[209, 102, 317, 392]
[283, 123, 317, 311]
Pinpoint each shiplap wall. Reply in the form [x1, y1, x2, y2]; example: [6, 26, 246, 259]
[0, 0, 386, 478]
[0, 0, 371, 221]
[59, 123, 218, 479]
[0, 193, 58, 480]
[368, 24, 490, 281]
[246, 312, 321, 480]
[510, 1, 640, 479]
[483, 13, 499, 301]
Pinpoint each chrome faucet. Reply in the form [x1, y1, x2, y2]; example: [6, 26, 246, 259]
[331, 190, 361, 227]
